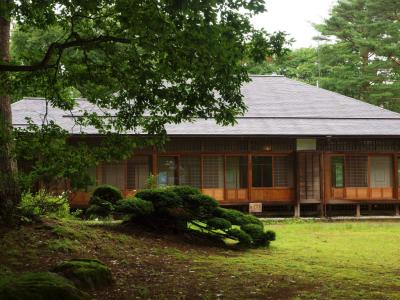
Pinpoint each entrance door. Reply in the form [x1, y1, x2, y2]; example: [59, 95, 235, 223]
[297, 152, 321, 202]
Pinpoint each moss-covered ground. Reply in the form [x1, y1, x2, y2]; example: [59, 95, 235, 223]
[1, 218, 400, 299]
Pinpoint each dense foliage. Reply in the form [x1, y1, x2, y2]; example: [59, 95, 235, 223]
[18, 190, 70, 221]
[114, 186, 275, 248]
[248, 0, 400, 112]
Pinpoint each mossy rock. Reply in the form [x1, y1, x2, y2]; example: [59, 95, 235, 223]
[0, 272, 88, 300]
[52, 259, 112, 289]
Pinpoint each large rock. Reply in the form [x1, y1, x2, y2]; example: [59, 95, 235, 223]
[52, 258, 113, 289]
[0, 272, 88, 300]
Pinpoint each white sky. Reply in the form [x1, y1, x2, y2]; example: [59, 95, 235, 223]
[251, 0, 338, 49]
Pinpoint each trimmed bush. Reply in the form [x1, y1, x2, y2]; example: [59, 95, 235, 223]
[207, 217, 232, 230]
[241, 224, 268, 247]
[114, 197, 154, 216]
[0, 272, 88, 300]
[166, 186, 201, 202]
[91, 185, 122, 205]
[215, 207, 262, 226]
[52, 259, 112, 289]
[226, 228, 252, 247]
[135, 188, 182, 215]
[265, 230, 276, 241]
[86, 197, 113, 218]
[186, 194, 219, 219]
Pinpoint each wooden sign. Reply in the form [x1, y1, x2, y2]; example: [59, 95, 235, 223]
[249, 202, 263, 213]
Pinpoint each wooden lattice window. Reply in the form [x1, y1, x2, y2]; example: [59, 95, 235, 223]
[226, 156, 248, 189]
[273, 156, 293, 187]
[101, 162, 125, 190]
[127, 156, 151, 190]
[345, 156, 368, 187]
[203, 156, 224, 188]
[331, 156, 344, 188]
[179, 156, 201, 188]
[252, 156, 273, 187]
[158, 156, 178, 186]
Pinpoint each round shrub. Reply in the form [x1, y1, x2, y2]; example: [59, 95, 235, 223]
[135, 188, 182, 215]
[265, 230, 276, 241]
[187, 194, 219, 219]
[215, 207, 262, 226]
[226, 228, 252, 247]
[114, 197, 154, 216]
[0, 272, 88, 300]
[241, 224, 267, 247]
[166, 186, 201, 202]
[207, 217, 232, 230]
[52, 259, 112, 289]
[86, 198, 113, 218]
[240, 214, 263, 227]
[91, 185, 122, 205]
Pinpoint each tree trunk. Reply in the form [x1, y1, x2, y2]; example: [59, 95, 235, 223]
[0, 15, 20, 224]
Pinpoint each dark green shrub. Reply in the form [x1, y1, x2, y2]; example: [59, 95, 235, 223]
[114, 197, 154, 216]
[0, 272, 88, 300]
[135, 188, 182, 215]
[166, 186, 201, 201]
[52, 259, 112, 289]
[86, 197, 113, 218]
[240, 214, 263, 226]
[207, 217, 232, 230]
[91, 185, 122, 205]
[186, 194, 219, 219]
[265, 230, 276, 241]
[226, 228, 252, 247]
[241, 224, 268, 247]
[215, 207, 262, 226]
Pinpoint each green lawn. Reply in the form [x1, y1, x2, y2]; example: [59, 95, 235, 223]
[2, 219, 400, 299]
[199, 220, 400, 299]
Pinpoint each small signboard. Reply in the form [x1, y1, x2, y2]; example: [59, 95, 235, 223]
[249, 202, 263, 213]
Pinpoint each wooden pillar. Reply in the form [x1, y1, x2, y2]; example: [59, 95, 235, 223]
[247, 154, 252, 202]
[200, 155, 204, 190]
[320, 152, 326, 217]
[294, 203, 300, 217]
[393, 154, 398, 200]
[395, 204, 400, 216]
[356, 204, 361, 218]
[151, 147, 157, 176]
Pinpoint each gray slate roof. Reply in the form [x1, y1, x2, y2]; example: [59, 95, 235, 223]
[12, 75, 400, 137]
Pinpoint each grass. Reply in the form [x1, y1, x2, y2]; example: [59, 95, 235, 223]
[1, 219, 400, 299]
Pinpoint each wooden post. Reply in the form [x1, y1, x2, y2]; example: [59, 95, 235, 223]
[395, 204, 400, 216]
[247, 154, 252, 202]
[320, 152, 325, 217]
[151, 146, 157, 176]
[294, 203, 300, 217]
[393, 154, 398, 200]
[356, 204, 361, 218]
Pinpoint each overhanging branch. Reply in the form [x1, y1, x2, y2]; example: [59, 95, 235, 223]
[0, 35, 130, 72]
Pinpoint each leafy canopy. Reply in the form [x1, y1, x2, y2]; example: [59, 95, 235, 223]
[3, 0, 274, 136]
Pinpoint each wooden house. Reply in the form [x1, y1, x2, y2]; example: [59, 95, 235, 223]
[12, 75, 400, 216]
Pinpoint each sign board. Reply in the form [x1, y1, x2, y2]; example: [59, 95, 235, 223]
[249, 202, 263, 213]
[296, 138, 317, 151]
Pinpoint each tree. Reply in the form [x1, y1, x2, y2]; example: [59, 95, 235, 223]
[315, 0, 400, 110]
[248, 0, 400, 112]
[247, 47, 318, 85]
[0, 0, 279, 222]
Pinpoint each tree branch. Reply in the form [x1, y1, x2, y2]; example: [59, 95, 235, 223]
[0, 35, 130, 72]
